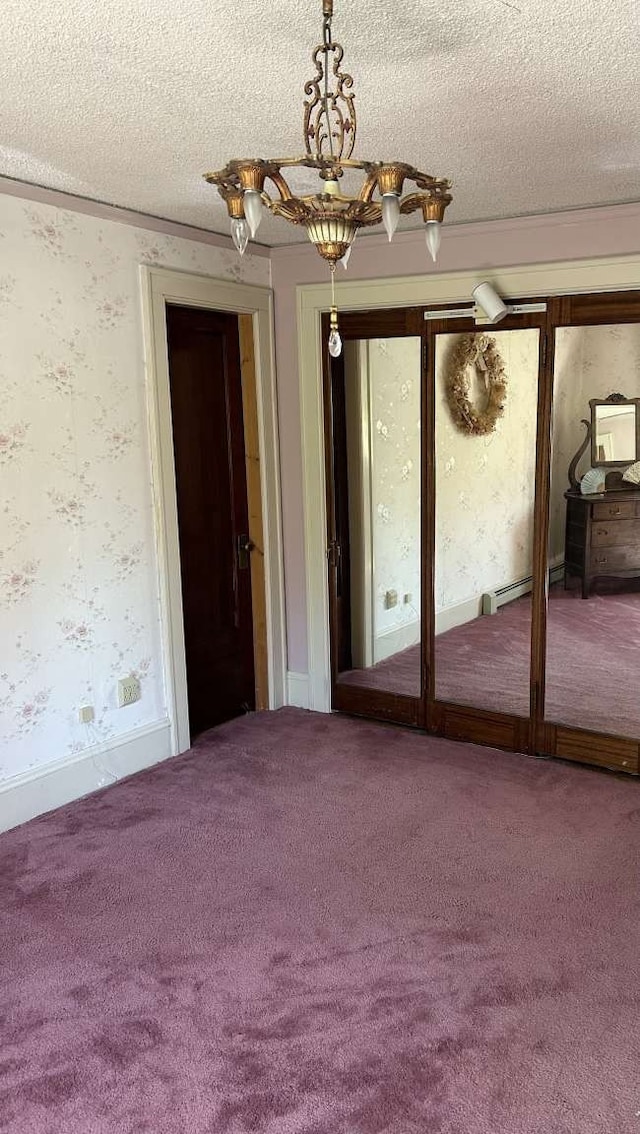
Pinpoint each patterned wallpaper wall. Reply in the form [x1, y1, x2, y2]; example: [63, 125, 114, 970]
[435, 329, 540, 614]
[550, 323, 640, 557]
[0, 193, 269, 783]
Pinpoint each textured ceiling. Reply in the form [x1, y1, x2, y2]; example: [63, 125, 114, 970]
[3, 0, 640, 245]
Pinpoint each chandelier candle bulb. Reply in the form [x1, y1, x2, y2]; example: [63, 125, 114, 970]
[340, 226, 357, 269]
[230, 217, 249, 255]
[243, 189, 264, 237]
[382, 193, 401, 241]
[425, 219, 442, 262]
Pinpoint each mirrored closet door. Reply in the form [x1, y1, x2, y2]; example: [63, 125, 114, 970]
[323, 309, 425, 725]
[432, 327, 541, 726]
[543, 298, 640, 772]
[322, 291, 640, 776]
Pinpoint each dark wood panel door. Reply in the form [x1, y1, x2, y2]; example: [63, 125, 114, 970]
[329, 348, 353, 674]
[166, 304, 255, 739]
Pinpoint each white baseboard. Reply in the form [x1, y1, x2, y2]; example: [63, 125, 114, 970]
[374, 618, 421, 663]
[286, 671, 310, 709]
[0, 718, 173, 833]
[436, 561, 566, 634]
[435, 596, 483, 636]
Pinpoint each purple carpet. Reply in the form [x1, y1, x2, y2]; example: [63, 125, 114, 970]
[341, 586, 640, 736]
[2, 708, 640, 1133]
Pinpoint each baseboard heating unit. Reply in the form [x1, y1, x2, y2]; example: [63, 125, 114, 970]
[482, 562, 565, 615]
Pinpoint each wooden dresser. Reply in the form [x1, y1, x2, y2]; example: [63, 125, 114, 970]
[564, 487, 640, 597]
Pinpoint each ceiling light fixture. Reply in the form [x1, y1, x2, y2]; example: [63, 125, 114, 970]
[204, 0, 452, 356]
[471, 282, 509, 325]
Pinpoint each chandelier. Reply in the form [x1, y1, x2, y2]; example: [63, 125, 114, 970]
[204, 0, 452, 357]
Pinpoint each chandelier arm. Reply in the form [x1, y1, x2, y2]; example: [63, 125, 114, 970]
[357, 170, 381, 203]
[399, 193, 432, 217]
[265, 170, 295, 201]
[412, 172, 452, 193]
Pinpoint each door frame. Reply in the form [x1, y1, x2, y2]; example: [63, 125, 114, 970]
[141, 266, 286, 754]
[297, 255, 640, 712]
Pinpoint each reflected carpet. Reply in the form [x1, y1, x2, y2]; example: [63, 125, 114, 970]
[341, 586, 640, 737]
[2, 708, 640, 1132]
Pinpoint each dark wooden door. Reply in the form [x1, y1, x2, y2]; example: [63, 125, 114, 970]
[328, 349, 353, 673]
[165, 304, 255, 739]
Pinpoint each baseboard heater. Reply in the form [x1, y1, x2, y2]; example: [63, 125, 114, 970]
[482, 562, 565, 615]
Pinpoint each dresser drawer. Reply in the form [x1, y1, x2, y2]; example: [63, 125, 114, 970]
[591, 519, 640, 547]
[590, 546, 640, 572]
[592, 500, 636, 521]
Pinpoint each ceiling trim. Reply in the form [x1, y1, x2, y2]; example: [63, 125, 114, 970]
[2, 174, 639, 268]
[270, 200, 640, 260]
[0, 175, 271, 257]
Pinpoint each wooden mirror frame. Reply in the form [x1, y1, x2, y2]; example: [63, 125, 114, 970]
[590, 393, 640, 468]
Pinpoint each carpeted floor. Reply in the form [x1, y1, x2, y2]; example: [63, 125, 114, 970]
[341, 586, 640, 737]
[2, 708, 640, 1132]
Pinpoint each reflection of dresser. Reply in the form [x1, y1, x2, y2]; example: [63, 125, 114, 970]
[564, 488, 640, 598]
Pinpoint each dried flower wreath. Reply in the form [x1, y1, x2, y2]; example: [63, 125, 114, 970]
[445, 334, 507, 436]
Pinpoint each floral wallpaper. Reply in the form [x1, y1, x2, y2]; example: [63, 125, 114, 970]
[550, 323, 640, 557]
[0, 192, 269, 783]
[435, 329, 540, 614]
[367, 338, 422, 651]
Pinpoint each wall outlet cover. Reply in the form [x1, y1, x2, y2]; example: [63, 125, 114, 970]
[78, 705, 95, 724]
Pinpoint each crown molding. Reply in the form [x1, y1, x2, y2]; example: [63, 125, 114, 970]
[269, 200, 640, 261]
[0, 175, 271, 257]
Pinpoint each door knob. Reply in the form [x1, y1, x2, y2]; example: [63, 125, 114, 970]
[237, 534, 254, 569]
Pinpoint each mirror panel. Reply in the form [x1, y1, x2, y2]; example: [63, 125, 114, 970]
[334, 336, 423, 697]
[592, 400, 638, 465]
[434, 328, 540, 716]
[546, 323, 640, 738]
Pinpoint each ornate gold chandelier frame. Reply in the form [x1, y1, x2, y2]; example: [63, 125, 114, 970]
[204, 0, 452, 354]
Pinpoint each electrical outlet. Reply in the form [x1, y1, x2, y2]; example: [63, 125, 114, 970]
[79, 705, 94, 724]
[117, 676, 141, 708]
[403, 593, 412, 605]
[384, 589, 398, 610]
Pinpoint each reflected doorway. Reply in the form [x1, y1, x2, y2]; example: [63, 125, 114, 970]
[323, 308, 424, 724]
[335, 336, 422, 698]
